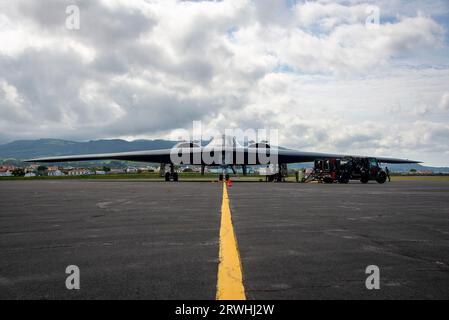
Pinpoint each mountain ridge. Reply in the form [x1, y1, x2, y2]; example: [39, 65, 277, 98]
[0, 138, 178, 159]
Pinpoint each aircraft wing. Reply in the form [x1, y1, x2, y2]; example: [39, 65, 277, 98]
[25, 149, 174, 163]
[26, 148, 420, 165]
[277, 149, 420, 164]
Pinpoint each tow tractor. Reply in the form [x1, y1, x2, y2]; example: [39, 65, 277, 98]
[310, 157, 387, 184]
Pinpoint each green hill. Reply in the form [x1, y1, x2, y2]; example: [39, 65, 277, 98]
[0, 139, 178, 160]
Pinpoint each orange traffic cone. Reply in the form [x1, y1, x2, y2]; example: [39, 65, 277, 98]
[227, 178, 232, 187]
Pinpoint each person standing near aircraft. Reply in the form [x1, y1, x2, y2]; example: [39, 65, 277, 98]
[385, 166, 391, 182]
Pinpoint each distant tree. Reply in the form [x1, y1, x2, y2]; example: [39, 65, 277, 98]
[37, 166, 48, 176]
[103, 166, 111, 173]
[410, 169, 417, 173]
[12, 168, 25, 177]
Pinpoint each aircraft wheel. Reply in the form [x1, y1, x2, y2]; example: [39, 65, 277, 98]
[165, 172, 171, 182]
[323, 177, 334, 184]
[173, 172, 179, 182]
[360, 176, 369, 184]
[219, 174, 223, 181]
[376, 171, 387, 184]
[225, 174, 230, 181]
[338, 177, 349, 184]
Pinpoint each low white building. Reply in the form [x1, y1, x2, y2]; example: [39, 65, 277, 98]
[126, 167, 138, 174]
[0, 171, 12, 177]
[68, 169, 91, 176]
[25, 172, 37, 178]
[110, 169, 125, 174]
[48, 170, 64, 176]
[25, 165, 39, 173]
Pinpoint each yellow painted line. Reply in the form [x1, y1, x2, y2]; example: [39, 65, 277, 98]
[216, 181, 246, 300]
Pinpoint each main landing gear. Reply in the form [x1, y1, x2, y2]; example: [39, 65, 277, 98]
[265, 164, 288, 182]
[163, 164, 178, 182]
[165, 172, 178, 182]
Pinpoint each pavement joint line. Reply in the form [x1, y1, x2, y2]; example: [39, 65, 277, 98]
[216, 181, 246, 300]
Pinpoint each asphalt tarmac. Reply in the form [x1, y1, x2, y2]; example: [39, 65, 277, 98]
[1, 180, 448, 299]
[0, 181, 222, 299]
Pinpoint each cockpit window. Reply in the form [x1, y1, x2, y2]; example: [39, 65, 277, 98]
[206, 135, 242, 148]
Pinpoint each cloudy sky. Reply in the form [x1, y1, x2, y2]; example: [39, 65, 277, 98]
[0, 0, 448, 166]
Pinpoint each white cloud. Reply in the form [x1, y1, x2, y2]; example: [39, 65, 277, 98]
[0, 0, 448, 166]
[440, 92, 449, 111]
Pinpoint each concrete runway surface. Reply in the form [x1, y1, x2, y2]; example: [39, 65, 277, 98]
[0, 180, 448, 299]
